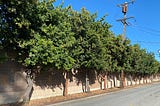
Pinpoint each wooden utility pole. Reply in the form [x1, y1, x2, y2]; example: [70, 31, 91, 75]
[117, 0, 135, 88]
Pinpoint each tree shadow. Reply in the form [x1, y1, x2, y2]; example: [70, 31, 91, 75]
[73, 69, 97, 92]
[33, 68, 65, 91]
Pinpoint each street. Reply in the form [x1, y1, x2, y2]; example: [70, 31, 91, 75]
[48, 82, 160, 106]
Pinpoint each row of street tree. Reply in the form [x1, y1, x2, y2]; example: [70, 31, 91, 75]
[0, 0, 160, 96]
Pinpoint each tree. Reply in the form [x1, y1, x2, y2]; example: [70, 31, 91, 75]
[69, 8, 114, 91]
[0, 0, 39, 101]
[0, 0, 38, 48]
[0, 47, 8, 63]
[1, 0, 160, 99]
[19, 1, 76, 96]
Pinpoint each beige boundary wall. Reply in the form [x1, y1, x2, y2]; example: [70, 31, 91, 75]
[30, 75, 102, 100]
[0, 60, 160, 101]
[30, 74, 160, 100]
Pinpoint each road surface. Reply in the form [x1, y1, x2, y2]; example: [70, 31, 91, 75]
[48, 82, 160, 106]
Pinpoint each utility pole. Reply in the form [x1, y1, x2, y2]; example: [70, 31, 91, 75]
[117, 0, 135, 88]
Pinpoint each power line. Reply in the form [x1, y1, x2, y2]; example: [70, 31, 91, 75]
[130, 24, 160, 37]
[131, 26, 160, 36]
[134, 25, 160, 33]
[132, 41, 160, 45]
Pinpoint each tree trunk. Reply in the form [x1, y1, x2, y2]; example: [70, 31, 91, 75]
[143, 76, 146, 84]
[85, 70, 90, 93]
[22, 76, 33, 102]
[135, 79, 137, 85]
[103, 72, 107, 90]
[63, 71, 69, 96]
[139, 76, 141, 85]
[106, 73, 108, 88]
[151, 75, 153, 82]
[113, 74, 116, 87]
[121, 70, 125, 88]
[146, 76, 148, 83]
[130, 75, 132, 86]
[103, 77, 106, 90]
[100, 77, 103, 90]
[101, 72, 107, 90]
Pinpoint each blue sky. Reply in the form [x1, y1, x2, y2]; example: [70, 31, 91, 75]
[54, 0, 160, 61]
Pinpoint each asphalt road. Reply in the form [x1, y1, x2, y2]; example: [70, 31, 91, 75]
[48, 82, 160, 106]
